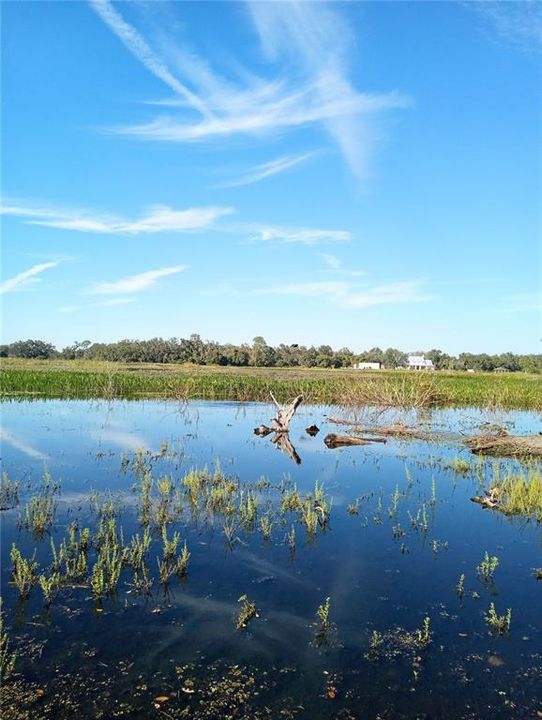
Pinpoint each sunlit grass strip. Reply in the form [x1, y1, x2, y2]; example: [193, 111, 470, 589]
[493, 465, 542, 521]
[1, 359, 541, 408]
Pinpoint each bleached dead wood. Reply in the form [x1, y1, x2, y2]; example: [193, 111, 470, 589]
[269, 393, 304, 433]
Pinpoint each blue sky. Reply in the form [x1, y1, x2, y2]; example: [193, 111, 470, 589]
[2, 0, 541, 355]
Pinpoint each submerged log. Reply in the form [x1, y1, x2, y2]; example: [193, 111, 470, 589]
[466, 433, 542, 457]
[324, 433, 385, 449]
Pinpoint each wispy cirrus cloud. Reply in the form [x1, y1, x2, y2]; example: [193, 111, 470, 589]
[90, 0, 409, 181]
[219, 152, 316, 188]
[92, 297, 137, 307]
[499, 292, 541, 314]
[249, 225, 352, 245]
[1, 261, 59, 294]
[466, 0, 542, 54]
[88, 265, 187, 295]
[321, 253, 366, 277]
[258, 279, 429, 309]
[1, 200, 233, 235]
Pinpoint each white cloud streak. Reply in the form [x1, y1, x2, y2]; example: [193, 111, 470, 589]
[89, 265, 187, 295]
[321, 253, 366, 277]
[258, 279, 429, 309]
[91, 0, 409, 180]
[92, 297, 137, 307]
[2, 201, 233, 235]
[1, 261, 59, 294]
[220, 152, 316, 188]
[89, 0, 211, 117]
[250, 225, 351, 245]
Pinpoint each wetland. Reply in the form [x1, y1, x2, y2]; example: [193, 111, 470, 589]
[1, 399, 541, 719]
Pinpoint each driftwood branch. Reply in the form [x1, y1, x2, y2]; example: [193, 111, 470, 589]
[270, 395, 304, 433]
[253, 394, 304, 465]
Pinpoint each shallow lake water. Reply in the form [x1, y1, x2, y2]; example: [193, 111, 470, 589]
[1, 400, 541, 719]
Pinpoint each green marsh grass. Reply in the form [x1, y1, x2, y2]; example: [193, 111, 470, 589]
[2, 358, 541, 409]
[492, 464, 542, 521]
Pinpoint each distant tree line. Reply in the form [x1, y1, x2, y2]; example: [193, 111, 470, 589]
[1, 336, 540, 373]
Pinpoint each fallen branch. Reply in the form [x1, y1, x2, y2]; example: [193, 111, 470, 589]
[324, 433, 387, 449]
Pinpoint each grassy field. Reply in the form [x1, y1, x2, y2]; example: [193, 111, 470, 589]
[1, 358, 541, 409]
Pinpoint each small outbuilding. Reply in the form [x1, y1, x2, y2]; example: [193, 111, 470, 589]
[407, 355, 434, 371]
[352, 362, 382, 370]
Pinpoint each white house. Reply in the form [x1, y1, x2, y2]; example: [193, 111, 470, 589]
[352, 362, 382, 370]
[407, 355, 434, 371]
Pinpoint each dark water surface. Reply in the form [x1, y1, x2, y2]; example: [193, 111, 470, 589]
[1, 400, 541, 719]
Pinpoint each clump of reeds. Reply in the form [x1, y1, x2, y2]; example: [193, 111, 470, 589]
[446, 457, 471, 475]
[238, 490, 258, 530]
[10, 545, 38, 598]
[128, 527, 151, 570]
[0, 598, 17, 681]
[259, 514, 273, 541]
[38, 571, 61, 605]
[22, 468, 59, 538]
[484, 602, 511, 635]
[156, 476, 175, 526]
[138, 471, 154, 526]
[415, 617, 431, 648]
[90, 518, 128, 599]
[316, 597, 331, 637]
[287, 525, 296, 557]
[476, 551, 499, 582]
[157, 527, 190, 584]
[492, 465, 542, 521]
[281, 487, 302, 512]
[236, 594, 258, 630]
[0, 472, 19, 511]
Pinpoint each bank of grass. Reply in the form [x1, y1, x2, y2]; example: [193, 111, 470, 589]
[0, 358, 541, 409]
[493, 464, 542, 522]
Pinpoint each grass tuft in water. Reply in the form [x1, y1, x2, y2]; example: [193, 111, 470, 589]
[492, 465, 542, 521]
[315, 596, 332, 643]
[10, 545, 38, 598]
[0, 472, 20, 511]
[22, 468, 59, 538]
[476, 551, 499, 582]
[0, 598, 17, 681]
[236, 594, 258, 630]
[484, 602, 511, 635]
[38, 571, 62, 605]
